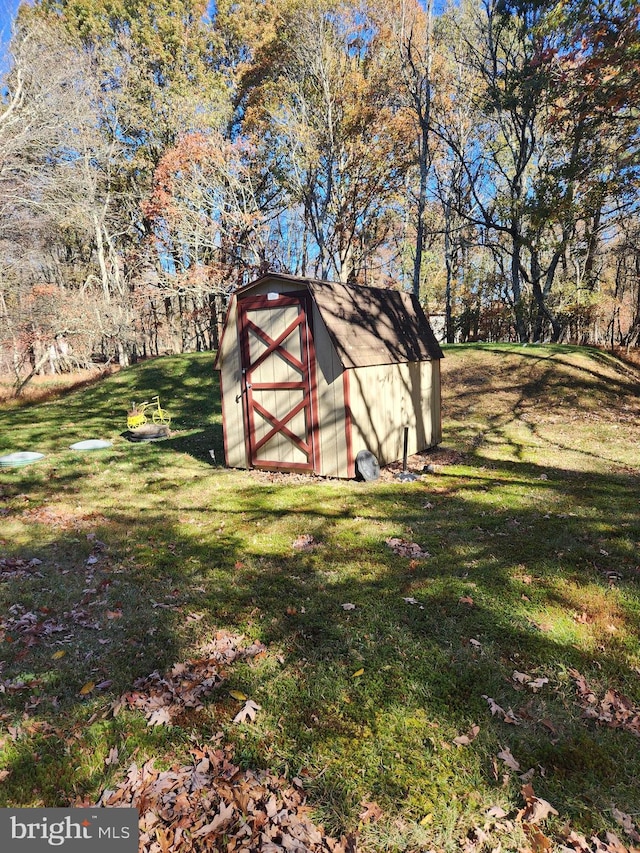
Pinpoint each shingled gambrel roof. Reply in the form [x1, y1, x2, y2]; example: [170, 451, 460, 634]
[306, 279, 443, 368]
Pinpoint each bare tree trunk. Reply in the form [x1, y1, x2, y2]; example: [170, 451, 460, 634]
[444, 197, 455, 343]
[208, 292, 220, 350]
[511, 236, 528, 342]
[627, 254, 640, 347]
[531, 246, 563, 342]
[93, 213, 112, 303]
[14, 351, 52, 396]
[402, 0, 434, 300]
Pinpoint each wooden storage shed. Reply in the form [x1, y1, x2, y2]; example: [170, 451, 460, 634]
[215, 273, 443, 478]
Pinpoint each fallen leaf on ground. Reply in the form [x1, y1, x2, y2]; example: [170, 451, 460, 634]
[187, 612, 204, 624]
[570, 669, 640, 737]
[229, 690, 247, 702]
[529, 677, 549, 691]
[453, 724, 480, 746]
[524, 823, 554, 853]
[497, 747, 521, 772]
[482, 695, 506, 717]
[359, 800, 383, 824]
[352, 668, 364, 678]
[105, 746, 119, 766]
[486, 806, 508, 819]
[511, 671, 548, 691]
[518, 783, 558, 824]
[192, 801, 235, 836]
[233, 699, 261, 724]
[148, 708, 173, 726]
[385, 537, 430, 559]
[482, 694, 521, 725]
[611, 807, 640, 843]
[540, 718, 558, 737]
[292, 534, 320, 551]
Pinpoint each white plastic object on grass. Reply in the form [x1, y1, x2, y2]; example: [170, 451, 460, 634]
[0, 451, 45, 467]
[69, 439, 113, 451]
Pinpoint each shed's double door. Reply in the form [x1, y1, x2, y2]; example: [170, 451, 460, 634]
[237, 292, 319, 472]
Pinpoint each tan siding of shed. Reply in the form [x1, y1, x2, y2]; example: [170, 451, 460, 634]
[431, 359, 442, 446]
[311, 301, 349, 478]
[347, 360, 439, 465]
[218, 295, 247, 469]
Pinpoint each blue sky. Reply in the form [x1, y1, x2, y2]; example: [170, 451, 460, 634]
[1, 0, 23, 73]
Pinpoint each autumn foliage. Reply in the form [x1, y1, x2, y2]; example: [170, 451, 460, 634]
[2, 0, 640, 385]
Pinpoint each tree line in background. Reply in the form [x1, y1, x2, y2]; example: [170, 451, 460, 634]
[0, 0, 639, 391]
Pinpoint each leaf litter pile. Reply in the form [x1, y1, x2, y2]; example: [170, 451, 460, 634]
[98, 630, 356, 852]
[112, 631, 267, 727]
[570, 669, 640, 737]
[97, 742, 355, 853]
[385, 537, 430, 559]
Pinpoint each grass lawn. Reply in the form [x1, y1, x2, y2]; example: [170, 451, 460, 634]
[0, 344, 639, 851]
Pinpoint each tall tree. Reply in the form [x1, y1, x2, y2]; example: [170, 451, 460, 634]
[0, 15, 114, 386]
[141, 130, 280, 348]
[32, 0, 235, 357]
[372, 0, 437, 298]
[435, 0, 617, 341]
[220, 0, 414, 284]
[39, 0, 231, 268]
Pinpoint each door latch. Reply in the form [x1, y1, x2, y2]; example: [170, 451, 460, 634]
[236, 383, 252, 403]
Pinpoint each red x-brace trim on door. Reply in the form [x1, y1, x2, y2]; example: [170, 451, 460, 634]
[243, 315, 305, 374]
[238, 293, 319, 472]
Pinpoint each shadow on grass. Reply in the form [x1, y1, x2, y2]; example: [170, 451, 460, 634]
[448, 343, 640, 394]
[1, 449, 639, 830]
[156, 428, 224, 465]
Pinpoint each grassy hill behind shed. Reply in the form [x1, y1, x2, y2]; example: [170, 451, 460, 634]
[0, 345, 639, 852]
[440, 343, 640, 475]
